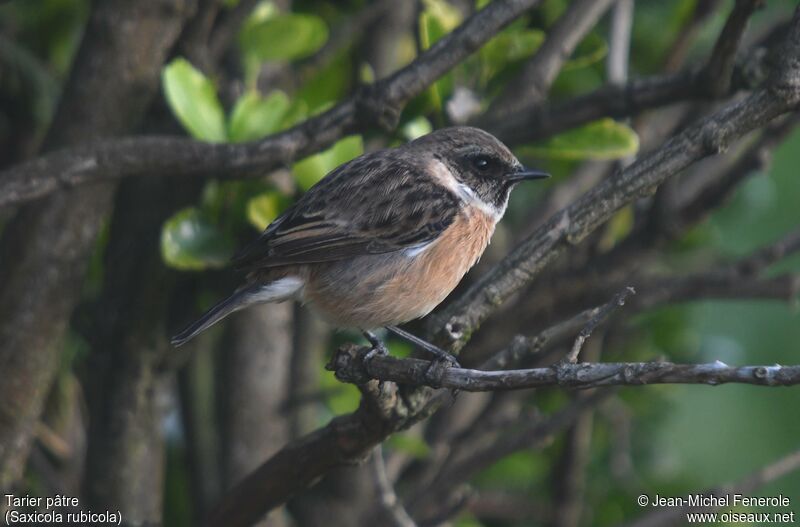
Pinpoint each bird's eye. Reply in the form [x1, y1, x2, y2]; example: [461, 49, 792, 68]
[472, 156, 491, 170]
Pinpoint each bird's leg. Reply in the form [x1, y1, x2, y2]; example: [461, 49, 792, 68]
[385, 326, 461, 368]
[361, 330, 389, 393]
[362, 330, 389, 362]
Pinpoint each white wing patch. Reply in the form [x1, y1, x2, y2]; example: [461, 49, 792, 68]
[403, 241, 435, 258]
[249, 276, 305, 302]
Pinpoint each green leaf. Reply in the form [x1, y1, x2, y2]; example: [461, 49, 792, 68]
[280, 99, 309, 128]
[293, 135, 363, 191]
[479, 28, 545, 85]
[418, 1, 462, 111]
[162, 58, 226, 142]
[240, 12, 328, 62]
[246, 191, 290, 231]
[520, 119, 639, 160]
[418, 12, 445, 112]
[563, 33, 608, 71]
[228, 90, 291, 142]
[161, 207, 235, 270]
[422, 0, 462, 33]
[295, 50, 352, 111]
[401, 116, 433, 141]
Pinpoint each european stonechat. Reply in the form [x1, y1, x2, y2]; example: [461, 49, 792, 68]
[172, 126, 549, 363]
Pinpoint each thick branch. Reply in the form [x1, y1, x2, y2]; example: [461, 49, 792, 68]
[0, 0, 541, 208]
[204, 371, 421, 527]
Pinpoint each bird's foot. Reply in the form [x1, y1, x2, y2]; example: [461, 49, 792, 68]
[362, 330, 389, 361]
[423, 356, 460, 400]
[362, 330, 390, 393]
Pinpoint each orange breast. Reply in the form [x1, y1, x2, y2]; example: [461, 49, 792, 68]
[303, 206, 496, 328]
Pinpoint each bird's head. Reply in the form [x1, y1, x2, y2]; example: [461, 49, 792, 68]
[408, 126, 549, 217]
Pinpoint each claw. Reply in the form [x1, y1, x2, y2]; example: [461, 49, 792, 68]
[422, 355, 460, 393]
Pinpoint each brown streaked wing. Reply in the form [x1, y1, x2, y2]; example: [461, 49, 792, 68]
[232, 152, 460, 270]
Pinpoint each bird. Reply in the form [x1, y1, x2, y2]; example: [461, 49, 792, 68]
[171, 126, 549, 364]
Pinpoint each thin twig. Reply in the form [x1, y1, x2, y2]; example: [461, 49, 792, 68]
[564, 286, 634, 363]
[408, 391, 612, 519]
[371, 446, 417, 527]
[704, 0, 763, 97]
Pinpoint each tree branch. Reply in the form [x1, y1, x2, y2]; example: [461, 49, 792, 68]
[204, 373, 422, 527]
[408, 391, 612, 520]
[333, 350, 800, 391]
[703, 0, 763, 97]
[371, 446, 417, 527]
[564, 286, 634, 363]
[0, 0, 542, 208]
[487, 0, 616, 117]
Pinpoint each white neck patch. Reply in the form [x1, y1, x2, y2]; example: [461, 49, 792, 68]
[427, 158, 506, 220]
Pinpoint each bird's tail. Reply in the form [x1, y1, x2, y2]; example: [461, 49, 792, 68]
[171, 277, 303, 347]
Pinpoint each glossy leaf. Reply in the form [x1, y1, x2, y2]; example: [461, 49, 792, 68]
[246, 191, 289, 231]
[422, 0, 462, 31]
[401, 116, 433, 141]
[563, 33, 608, 71]
[293, 135, 363, 191]
[418, 0, 462, 111]
[295, 50, 352, 111]
[479, 28, 545, 85]
[161, 207, 235, 270]
[240, 12, 328, 62]
[520, 119, 639, 160]
[162, 58, 226, 142]
[228, 90, 291, 142]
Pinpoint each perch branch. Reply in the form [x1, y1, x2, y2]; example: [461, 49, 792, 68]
[333, 350, 800, 392]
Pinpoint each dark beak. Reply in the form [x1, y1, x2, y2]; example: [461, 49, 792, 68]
[507, 167, 550, 184]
